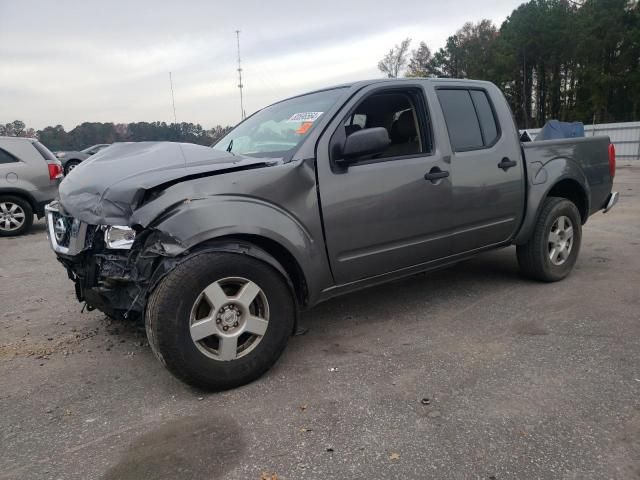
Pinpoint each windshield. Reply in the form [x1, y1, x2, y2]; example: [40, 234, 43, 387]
[81, 145, 102, 154]
[213, 88, 346, 159]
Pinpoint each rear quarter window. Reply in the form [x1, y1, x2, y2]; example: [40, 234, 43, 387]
[0, 147, 19, 164]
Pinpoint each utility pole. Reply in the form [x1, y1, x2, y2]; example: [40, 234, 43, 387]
[169, 71, 178, 124]
[235, 30, 246, 120]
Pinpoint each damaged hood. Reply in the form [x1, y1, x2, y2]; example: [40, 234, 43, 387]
[58, 142, 275, 225]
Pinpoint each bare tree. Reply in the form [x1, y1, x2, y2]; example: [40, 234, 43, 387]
[406, 42, 434, 77]
[377, 38, 412, 78]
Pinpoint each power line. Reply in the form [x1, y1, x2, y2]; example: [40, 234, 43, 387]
[169, 71, 178, 124]
[235, 30, 246, 120]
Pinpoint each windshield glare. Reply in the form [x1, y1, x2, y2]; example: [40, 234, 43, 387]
[213, 88, 345, 159]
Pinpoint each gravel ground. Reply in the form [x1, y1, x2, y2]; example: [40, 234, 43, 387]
[1, 166, 639, 480]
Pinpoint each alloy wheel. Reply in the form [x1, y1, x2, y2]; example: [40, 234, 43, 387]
[0, 202, 26, 232]
[189, 277, 270, 361]
[548, 215, 574, 266]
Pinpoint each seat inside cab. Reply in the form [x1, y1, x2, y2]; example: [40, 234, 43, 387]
[342, 92, 423, 159]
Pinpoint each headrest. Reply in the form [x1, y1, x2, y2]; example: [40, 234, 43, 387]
[345, 124, 362, 137]
[391, 110, 417, 143]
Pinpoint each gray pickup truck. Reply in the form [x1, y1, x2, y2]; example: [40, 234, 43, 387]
[46, 78, 618, 390]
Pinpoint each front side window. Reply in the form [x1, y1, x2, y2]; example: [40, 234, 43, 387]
[213, 88, 346, 159]
[337, 90, 428, 161]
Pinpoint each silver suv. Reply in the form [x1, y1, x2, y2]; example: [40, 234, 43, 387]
[0, 136, 63, 236]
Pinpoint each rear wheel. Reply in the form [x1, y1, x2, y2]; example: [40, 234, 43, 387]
[64, 160, 81, 175]
[517, 197, 582, 282]
[146, 252, 295, 390]
[0, 196, 33, 237]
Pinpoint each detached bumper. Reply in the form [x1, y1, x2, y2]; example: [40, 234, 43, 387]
[603, 191, 619, 214]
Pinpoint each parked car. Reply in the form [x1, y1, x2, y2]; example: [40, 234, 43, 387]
[45, 78, 618, 390]
[0, 137, 63, 236]
[55, 144, 111, 174]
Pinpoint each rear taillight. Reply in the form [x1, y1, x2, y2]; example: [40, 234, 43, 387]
[608, 143, 616, 179]
[48, 162, 63, 180]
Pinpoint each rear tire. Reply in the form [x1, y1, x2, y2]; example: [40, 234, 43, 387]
[517, 197, 582, 282]
[64, 160, 81, 175]
[146, 252, 295, 390]
[0, 195, 33, 237]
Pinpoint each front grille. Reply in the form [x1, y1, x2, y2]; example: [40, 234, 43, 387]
[51, 210, 71, 248]
[45, 202, 89, 255]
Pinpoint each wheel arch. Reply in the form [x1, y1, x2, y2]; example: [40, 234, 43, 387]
[135, 193, 333, 306]
[546, 178, 589, 222]
[515, 158, 590, 245]
[190, 235, 309, 309]
[143, 235, 306, 334]
[0, 188, 37, 212]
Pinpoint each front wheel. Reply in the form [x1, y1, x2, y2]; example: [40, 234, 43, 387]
[145, 252, 295, 390]
[517, 197, 582, 282]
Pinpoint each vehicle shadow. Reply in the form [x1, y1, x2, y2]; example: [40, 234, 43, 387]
[298, 247, 524, 332]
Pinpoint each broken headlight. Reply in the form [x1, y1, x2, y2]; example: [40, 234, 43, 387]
[105, 226, 136, 249]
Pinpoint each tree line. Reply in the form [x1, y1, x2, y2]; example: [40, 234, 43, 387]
[0, 120, 233, 151]
[378, 0, 640, 129]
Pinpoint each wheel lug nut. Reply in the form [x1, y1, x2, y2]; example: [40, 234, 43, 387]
[233, 321, 239, 327]
[223, 325, 229, 331]
[216, 318, 221, 324]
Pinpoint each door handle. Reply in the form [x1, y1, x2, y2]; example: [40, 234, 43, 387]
[424, 168, 450, 182]
[498, 157, 517, 171]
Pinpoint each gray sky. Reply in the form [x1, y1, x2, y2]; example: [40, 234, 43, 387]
[0, 0, 523, 130]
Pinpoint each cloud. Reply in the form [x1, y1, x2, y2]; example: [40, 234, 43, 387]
[0, 0, 523, 130]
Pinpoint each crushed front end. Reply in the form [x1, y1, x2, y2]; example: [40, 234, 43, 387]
[45, 201, 176, 320]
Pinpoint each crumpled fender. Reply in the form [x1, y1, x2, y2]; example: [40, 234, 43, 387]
[135, 193, 320, 280]
[139, 238, 302, 332]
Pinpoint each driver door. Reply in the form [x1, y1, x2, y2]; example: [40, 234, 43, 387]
[316, 84, 453, 284]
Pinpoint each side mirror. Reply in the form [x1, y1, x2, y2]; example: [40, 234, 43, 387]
[340, 127, 391, 163]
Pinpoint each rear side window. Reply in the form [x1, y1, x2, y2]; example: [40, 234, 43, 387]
[0, 148, 19, 164]
[437, 90, 483, 151]
[32, 141, 57, 161]
[470, 90, 498, 146]
[437, 88, 500, 151]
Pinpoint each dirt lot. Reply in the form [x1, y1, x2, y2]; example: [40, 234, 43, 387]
[1, 166, 639, 480]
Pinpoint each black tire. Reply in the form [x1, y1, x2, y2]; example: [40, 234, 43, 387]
[64, 160, 81, 175]
[0, 195, 34, 237]
[145, 252, 295, 390]
[517, 197, 582, 282]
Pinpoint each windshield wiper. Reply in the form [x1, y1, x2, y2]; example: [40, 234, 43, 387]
[226, 139, 235, 155]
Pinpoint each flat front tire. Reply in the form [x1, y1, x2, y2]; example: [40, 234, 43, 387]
[145, 252, 295, 390]
[517, 197, 582, 282]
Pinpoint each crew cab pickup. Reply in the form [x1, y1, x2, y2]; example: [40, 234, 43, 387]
[46, 78, 618, 390]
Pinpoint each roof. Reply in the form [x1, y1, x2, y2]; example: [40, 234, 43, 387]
[0, 136, 37, 143]
[280, 77, 496, 102]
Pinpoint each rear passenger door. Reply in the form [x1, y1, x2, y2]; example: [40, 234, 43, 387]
[436, 86, 524, 254]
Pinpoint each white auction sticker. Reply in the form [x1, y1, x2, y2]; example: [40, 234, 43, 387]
[287, 112, 323, 123]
